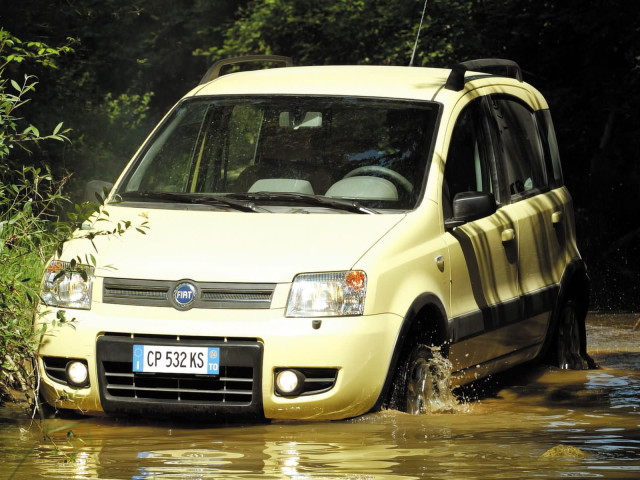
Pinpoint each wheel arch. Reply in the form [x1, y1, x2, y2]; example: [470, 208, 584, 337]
[540, 257, 592, 363]
[371, 292, 450, 411]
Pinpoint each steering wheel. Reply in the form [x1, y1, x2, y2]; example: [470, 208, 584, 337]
[343, 166, 414, 194]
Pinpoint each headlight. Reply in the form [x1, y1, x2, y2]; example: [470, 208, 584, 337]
[286, 271, 367, 317]
[41, 260, 94, 310]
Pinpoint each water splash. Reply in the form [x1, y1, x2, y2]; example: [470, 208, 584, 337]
[421, 346, 461, 414]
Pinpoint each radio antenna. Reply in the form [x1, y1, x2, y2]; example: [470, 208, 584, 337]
[409, 0, 429, 67]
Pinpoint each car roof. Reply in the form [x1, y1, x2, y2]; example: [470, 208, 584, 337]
[190, 64, 548, 110]
[193, 65, 451, 101]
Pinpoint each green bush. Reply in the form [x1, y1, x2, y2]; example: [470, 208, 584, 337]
[0, 30, 148, 408]
[0, 30, 75, 403]
[0, 166, 72, 401]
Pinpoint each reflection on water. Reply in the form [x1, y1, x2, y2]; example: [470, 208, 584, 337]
[2, 314, 640, 479]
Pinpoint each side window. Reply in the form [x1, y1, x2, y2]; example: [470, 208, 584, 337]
[489, 97, 546, 199]
[442, 99, 495, 219]
[536, 109, 563, 188]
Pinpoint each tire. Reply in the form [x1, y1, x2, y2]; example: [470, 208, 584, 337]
[389, 344, 455, 414]
[553, 298, 591, 370]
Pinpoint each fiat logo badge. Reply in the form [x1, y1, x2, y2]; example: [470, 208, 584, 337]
[172, 282, 197, 309]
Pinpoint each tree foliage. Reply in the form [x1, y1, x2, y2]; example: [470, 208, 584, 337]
[0, 31, 73, 160]
[197, 0, 479, 66]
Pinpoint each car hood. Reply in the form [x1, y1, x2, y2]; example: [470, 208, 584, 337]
[67, 205, 406, 283]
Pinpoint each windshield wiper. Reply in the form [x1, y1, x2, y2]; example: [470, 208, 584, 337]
[228, 192, 378, 214]
[117, 191, 265, 213]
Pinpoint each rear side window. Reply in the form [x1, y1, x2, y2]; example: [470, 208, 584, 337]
[489, 97, 547, 200]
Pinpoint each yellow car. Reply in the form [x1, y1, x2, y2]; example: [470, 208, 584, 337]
[36, 57, 592, 420]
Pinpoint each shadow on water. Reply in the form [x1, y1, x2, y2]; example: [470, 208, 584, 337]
[1, 313, 639, 479]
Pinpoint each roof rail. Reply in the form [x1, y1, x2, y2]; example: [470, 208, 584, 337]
[445, 59, 522, 91]
[199, 55, 293, 85]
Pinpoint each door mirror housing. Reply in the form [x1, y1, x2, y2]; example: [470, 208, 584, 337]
[83, 180, 113, 203]
[444, 191, 497, 229]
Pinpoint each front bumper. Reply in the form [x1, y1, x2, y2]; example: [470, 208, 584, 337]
[36, 299, 402, 421]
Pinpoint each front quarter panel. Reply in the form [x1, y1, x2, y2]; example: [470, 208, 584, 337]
[357, 205, 449, 321]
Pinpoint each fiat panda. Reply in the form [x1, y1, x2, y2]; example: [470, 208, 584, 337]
[36, 56, 592, 420]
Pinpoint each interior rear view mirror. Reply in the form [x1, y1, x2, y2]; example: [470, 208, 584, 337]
[279, 111, 322, 129]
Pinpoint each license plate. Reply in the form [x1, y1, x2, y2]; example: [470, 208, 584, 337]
[132, 345, 220, 375]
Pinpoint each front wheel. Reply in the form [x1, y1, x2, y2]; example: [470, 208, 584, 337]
[389, 344, 456, 414]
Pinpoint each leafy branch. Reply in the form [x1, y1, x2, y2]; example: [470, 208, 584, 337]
[0, 29, 76, 71]
[0, 74, 71, 158]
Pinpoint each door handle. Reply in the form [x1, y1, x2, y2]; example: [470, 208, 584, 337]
[552, 211, 563, 224]
[501, 228, 515, 243]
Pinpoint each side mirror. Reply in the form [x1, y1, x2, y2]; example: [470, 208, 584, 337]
[83, 180, 113, 203]
[444, 191, 496, 229]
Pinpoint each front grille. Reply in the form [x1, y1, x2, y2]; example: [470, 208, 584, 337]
[200, 290, 272, 307]
[103, 278, 275, 309]
[96, 334, 263, 418]
[105, 286, 166, 300]
[102, 362, 254, 402]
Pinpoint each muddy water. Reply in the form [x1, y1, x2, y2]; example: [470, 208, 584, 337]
[2, 314, 640, 479]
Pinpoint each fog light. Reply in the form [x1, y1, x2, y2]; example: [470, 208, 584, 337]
[65, 361, 89, 388]
[275, 369, 305, 396]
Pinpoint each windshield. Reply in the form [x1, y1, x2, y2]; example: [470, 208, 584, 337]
[117, 96, 439, 211]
